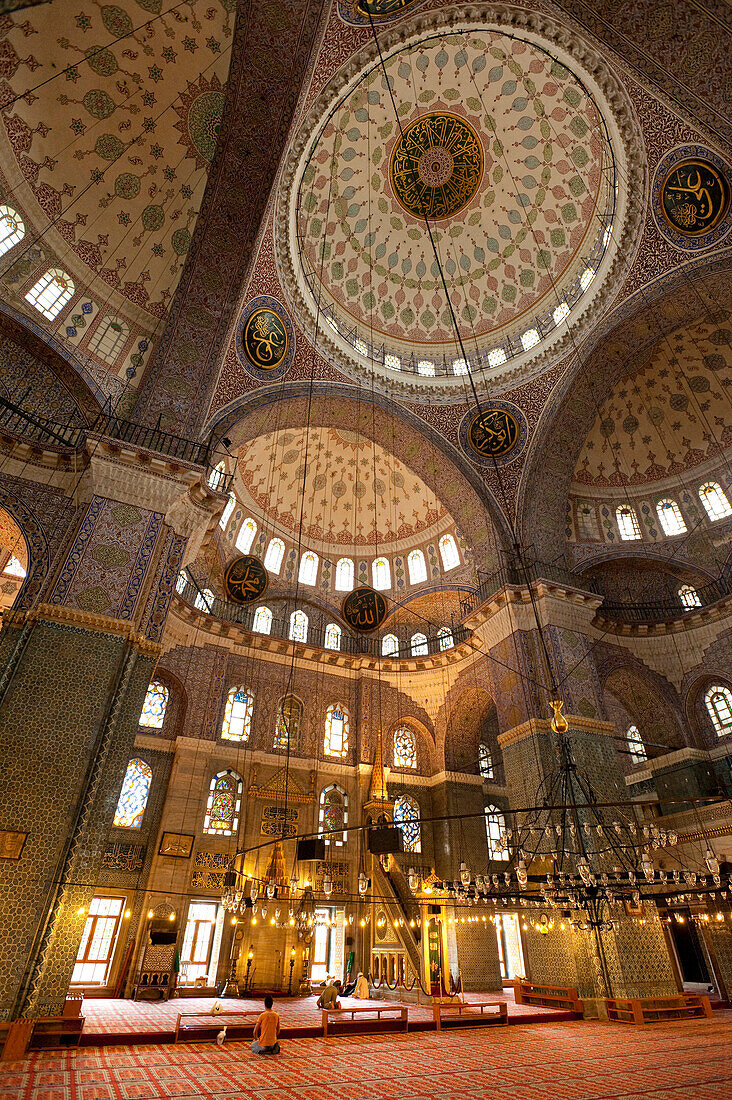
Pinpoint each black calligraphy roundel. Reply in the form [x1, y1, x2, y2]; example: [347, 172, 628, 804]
[390, 113, 483, 221]
[660, 159, 729, 237]
[243, 308, 289, 370]
[342, 586, 389, 634]
[224, 555, 268, 604]
[468, 408, 519, 458]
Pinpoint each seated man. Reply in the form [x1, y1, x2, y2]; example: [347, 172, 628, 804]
[354, 972, 369, 1000]
[317, 978, 342, 1010]
[251, 994, 281, 1055]
[341, 974, 357, 997]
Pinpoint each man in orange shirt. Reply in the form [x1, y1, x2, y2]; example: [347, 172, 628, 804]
[251, 994, 281, 1055]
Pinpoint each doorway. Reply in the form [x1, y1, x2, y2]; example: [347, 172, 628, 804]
[310, 908, 334, 981]
[667, 912, 714, 991]
[495, 914, 525, 980]
[180, 901, 220, 986]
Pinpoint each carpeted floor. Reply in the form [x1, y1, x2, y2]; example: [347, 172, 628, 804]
[1, 1013, 730, 1100]
[79, 989, 561, 1039]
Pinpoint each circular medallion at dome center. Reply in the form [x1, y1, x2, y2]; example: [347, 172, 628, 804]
[390, 113, 483, 221]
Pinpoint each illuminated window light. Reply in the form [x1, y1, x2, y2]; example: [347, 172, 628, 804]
[417, 359, 435, 377]
[354, 338, 368, 356]
[487, 348, 507, 368]
[452, 358, 468, 376]
[553, 302, 570, 327]
[25, 268, 75, 320]
[521, 328, 540, 351]
[580, 267, 595, 292]
[385, 353, 401, 371]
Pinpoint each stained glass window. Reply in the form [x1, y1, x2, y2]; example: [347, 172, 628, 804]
[219, 493, 236, 530]
[656, 498, 687, 536]
[372, 556, 391, 590]
[236, 517, 257, 554]
[485, 804, 508, 860]
[221, 687, 253, 742]
[139, 681, 169, 729]
[382, 634, 399, 657]
[393, 726, 416, 769]
[299, 550, 319, 586]
[25, 267, 75, 320]
[208, 461, 226, 491]
[324, 703, 349, 758]
[0, 205, 25, 258]
[626, 724, 647, 763]
[264, 538, 285, 574]
[275, 694, 303, 751]
[437, 626, 453, 651]
[439, 534, 460, 570]
[290, 609, 308, 642]
[203, 770, 242, 835]
[319, 783, 348, 846]
[407, 549, 427, 584]
[705, 685, 732, 738]
[113, 758, 152, 829]
[394, 795, 421, 853]
[252, 605, 272, 634]
[616, 505, 641, 541]
[411, 633, 428, 657]
[89, 315, 129, 365]
[699, 482, 732, 521]
[325, 622, 341, 651]
[678, 584, 702, 610]
[478, 743, 494, 779]
[175, 571, 187, 594]
[335, 558, 354, 591]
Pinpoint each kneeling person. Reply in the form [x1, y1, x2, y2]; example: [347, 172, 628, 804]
[251, 994, 281, 1055]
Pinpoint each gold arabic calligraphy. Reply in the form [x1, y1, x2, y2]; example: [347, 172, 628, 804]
[342, 586, 388, 633]
[468, 409, 519, 458]
[390, 113, 483, 221]
[225, 555, 268, 604]
[243, 308, 289, 369]
[661, 160, 728, 236]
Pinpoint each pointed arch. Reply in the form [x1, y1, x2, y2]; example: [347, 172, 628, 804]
[203, 770, 242, 835]
[319, 783, 348, 845]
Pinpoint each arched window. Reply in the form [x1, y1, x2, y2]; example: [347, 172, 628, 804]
[656, 498, 687, 536]
[324, 703, 349, 758]
[393, 726, 416, 769]
[175, 570, 188, 594]
[25, 268, 75, 320]
[194, 588, 215, 613]
[678, 584, 702, 610]
[699, 482, 732, 521]
[235, 517, 257, 554]
[113, 758, 152, 829]
[577, 503, 600, 540]
[335, 557, 354, 592]
[208, 461, 226, 491]
[616, 504, 641, 541]
[264, 538, 285, 574]
[485, 805, 508, 860]
[221, 687, 253, 742]
[319, 783, 348, 846]
[372, 556, 391, 590]
[252, 605, 272, 635]
[203, 770, 242, 836]
[382, 633, 399, 657]
[298, 550, 319, 586]
[0, 205, 25, 257]
[394, 795, 421, 853]
[705, 685, 732, 738]
[437, 626, 453, 651]
[289, 609, 308, 643]
[410, 633, 428, 657]
[89, 315, 129, 364]
[439, 534, 460, 571]
[275, 694, 303, 751]
[139, 681, 169, 729]
[219, 493, 236, 530]
[407, 549, 427, 584]
[478, 743, 494, 779]
[626, 724, 647, 764]
[3, 555, 26, 578]
[325, 622, 342, 651]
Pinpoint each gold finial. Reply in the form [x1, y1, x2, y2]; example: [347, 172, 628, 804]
[369, 727, 389, 802]
[264, 839, 288, 886]
[550, 700, 569, 734]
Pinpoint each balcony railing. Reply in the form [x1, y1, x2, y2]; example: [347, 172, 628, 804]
[597, 573, 732, 624]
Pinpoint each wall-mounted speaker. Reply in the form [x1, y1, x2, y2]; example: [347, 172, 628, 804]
[367, 826, 403, 855]
[297, 838, 326, 862]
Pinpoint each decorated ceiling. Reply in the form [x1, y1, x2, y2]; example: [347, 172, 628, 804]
[0, 0, 233, 323]
[573, 316, 732, 489]
[235, 426, 452, 551]
[288, 27, 611, 370]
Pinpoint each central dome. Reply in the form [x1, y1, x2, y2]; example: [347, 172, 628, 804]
[282, 23, 627, 391]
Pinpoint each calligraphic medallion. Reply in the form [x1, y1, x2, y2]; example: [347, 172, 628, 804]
[342, 586, 389, 634]
[243, 308, 289, 371]
[468, 409, 519, 459]
[224, 555, 268, 604]
[390, 113, 483, 221]
[660, 159, 729, 237]
[357, 0, 418, 16]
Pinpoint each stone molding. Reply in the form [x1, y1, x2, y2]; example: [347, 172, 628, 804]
[8, 602, 163, 658]
[498, 713, 615, 748]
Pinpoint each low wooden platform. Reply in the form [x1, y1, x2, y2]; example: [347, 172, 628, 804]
[174, 1010, 259, 1043]
[606, 994, 713, 1024]
[515, 980, 584, 1014]
[433, 1000, 508, 1031]
[322, 1005, 408, 1037]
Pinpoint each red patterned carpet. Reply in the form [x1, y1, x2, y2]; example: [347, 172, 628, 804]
[1, 1013, 730, 1100]
[77, 990, 565, 1043]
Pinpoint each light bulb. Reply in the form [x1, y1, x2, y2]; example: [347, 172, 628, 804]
[460, 862, 471, 887]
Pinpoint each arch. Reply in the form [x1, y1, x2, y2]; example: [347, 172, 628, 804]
[219, 493, 236, 531]
[194, 587, 215, 612]
[372, 556, 391, 591]
[699, 481, 732, 521]
[0, 205, 24, 258]
[319, 783, 348, 845]
[393, 726, 416, 769]
[382, 633, 399, 657]
[678, 584, 701, 610]
[437, 626, 454, 651]
[626, 724, 647, 764]
[0, 503, 30, 615]
[264, 537, 285, 574]
[289, 608, 308, 642]
[252, 605, 272, 634]
[221, 686, 253, 742]
[439, 533, 460, 571]
[139, 681, 169, 729]
[616, 504, 641, 541]
[208, 460, 227, 491]
[325, 622, 341, 651]
[235, 516, 257, 554]
[324, 703, 349, 758]
[88, 315, 130, 365]
[410, 632, 428, 657]
[335, 557, 354, 591]
[705, 685, 732, 739]
[113, 758, 152, 829]
[299, 550, 319, 586]
[444, 688, 501, 775]
[203, 770, 242, 836]
[407, 549, 427, 585]
[394, 794, 421, 853]
[656, 498, 687, 536]
[601, 662, 687, 756]
[478, 743, 494, 779]
[275, 694, 303, 751]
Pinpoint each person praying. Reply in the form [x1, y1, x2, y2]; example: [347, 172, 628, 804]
[251, 994, 281, 1055]
[317, 978, 342, 1010]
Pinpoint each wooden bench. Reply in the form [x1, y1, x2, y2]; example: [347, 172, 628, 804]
[0, 1015, 84, 1060]
[174, 1011, 260, 1043]
[514, 980, 584, 1014]
[605, 995, 713, 1024]
[432, 1000, 508, 1031]
[322, 1005, 408, 1038]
